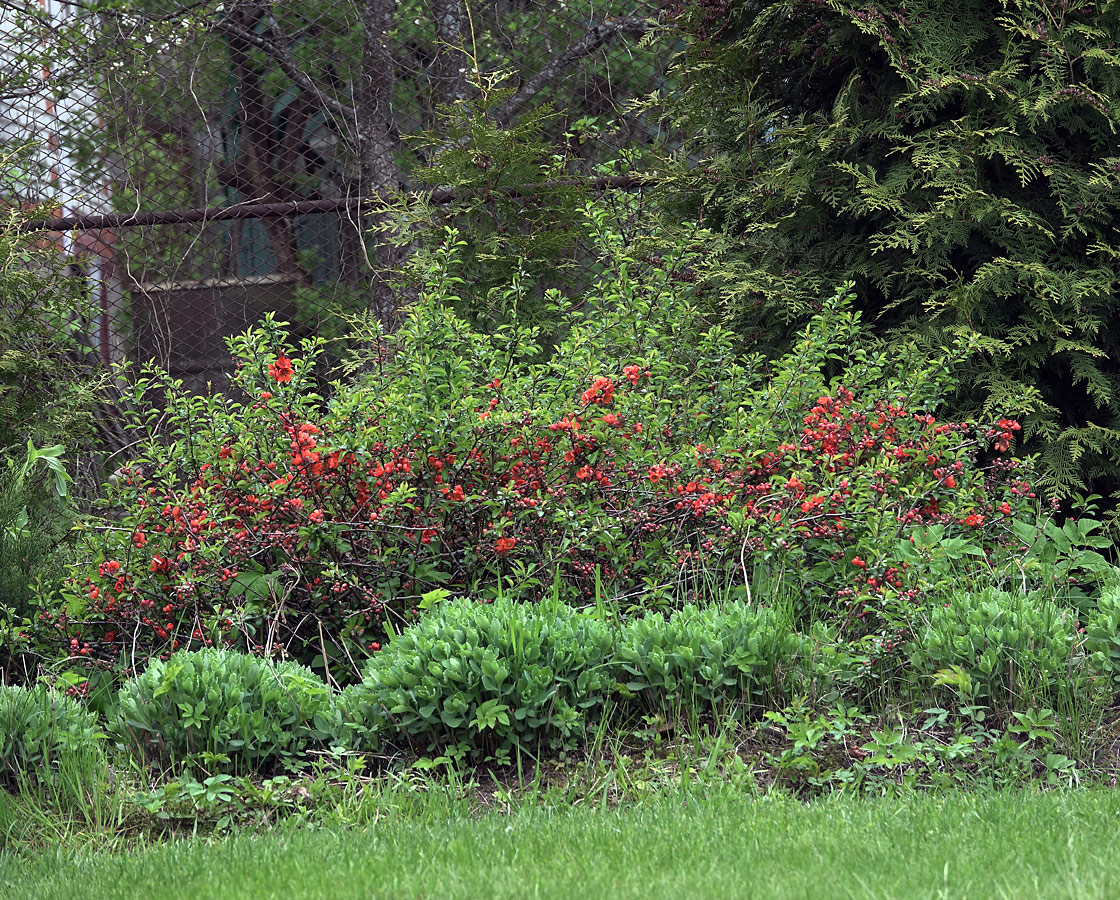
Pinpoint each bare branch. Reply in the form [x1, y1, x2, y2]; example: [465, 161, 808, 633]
[494, 15, 652, 126]
[19, 174, 648, 231]
[209, 15, 358, 125]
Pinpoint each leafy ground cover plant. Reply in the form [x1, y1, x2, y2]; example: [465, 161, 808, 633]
[909, 589, 1084, 709]
[762, 699, 1081, 794]
[338, 594, 614, 762]
[0, 683, 103, 789]
[42, 216, 1044, 677]
[112, 648, 333, 774]
[1080, 586, 1120, 691]
[614, 601, 798, 714]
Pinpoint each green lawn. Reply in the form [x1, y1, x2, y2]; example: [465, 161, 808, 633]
[5, 788, 1120, 900]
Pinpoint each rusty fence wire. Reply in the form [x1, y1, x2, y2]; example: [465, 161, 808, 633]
[0, 0, 670, 395]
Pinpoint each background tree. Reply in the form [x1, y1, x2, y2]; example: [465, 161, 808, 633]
[51, 0, 663, 327]
[658, 0, 1120, 512]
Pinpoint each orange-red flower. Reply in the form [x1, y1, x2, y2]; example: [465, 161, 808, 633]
[581, 376, 615, 406]
[268, 352, 294, 383]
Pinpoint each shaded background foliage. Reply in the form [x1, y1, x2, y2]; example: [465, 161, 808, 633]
[0, 0, 667, 398]
[658, 0, 1120, 517]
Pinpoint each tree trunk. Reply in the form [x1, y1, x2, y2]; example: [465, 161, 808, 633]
[226, 2, 310, 283]
[357, 0, 400, 328]
[432, 0, 469, 109]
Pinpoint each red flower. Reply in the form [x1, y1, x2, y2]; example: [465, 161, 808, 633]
[622, 364, 649, 387]
[268, 352, 294, 384]
[576, 465, 593, 480]
[549, 416, 580, 432]
[581, 377, 615, 406]
[495, 536, 517, 554]
[799, 495, 824, 513]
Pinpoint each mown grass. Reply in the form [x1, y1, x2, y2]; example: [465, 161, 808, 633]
[4, 788, 1120, 900]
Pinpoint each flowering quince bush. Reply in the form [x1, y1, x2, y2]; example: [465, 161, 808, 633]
[39, 216, 1046, 679]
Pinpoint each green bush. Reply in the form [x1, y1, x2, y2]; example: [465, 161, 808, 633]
[910, 590, 1081, 707]
[1085, 586, 1120, 689]
[614, 601, 797, 714]
[789, 621, 873, 706]
[71, 248, 1038, 676]
[0, 195, 99, 675]
[0, 684, 102, 788]
[113, 649, 333, 772]
[339, 596, 614, 761]
[661, 0, 1120, 507]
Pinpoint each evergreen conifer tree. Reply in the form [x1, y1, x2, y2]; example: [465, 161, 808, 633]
[662, 0, 1120, 506]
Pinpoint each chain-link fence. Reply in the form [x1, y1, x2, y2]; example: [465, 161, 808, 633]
[1, 0, 668, 393]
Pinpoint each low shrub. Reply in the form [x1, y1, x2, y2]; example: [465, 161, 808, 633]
[614, 601, 798, 714]
[112, 649, 333, 773]
[788, 621, 874, 705]
[55, 222, 1041, 678]
[0, 683, 102, 788]
[1085, 587, 1120, 690]
[339, 595, 614, 761]
[910, 590, 1082, 707]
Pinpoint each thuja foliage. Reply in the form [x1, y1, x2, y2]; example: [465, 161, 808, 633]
[661, 0, 1120, 506]
[376, 73, 595, 331]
